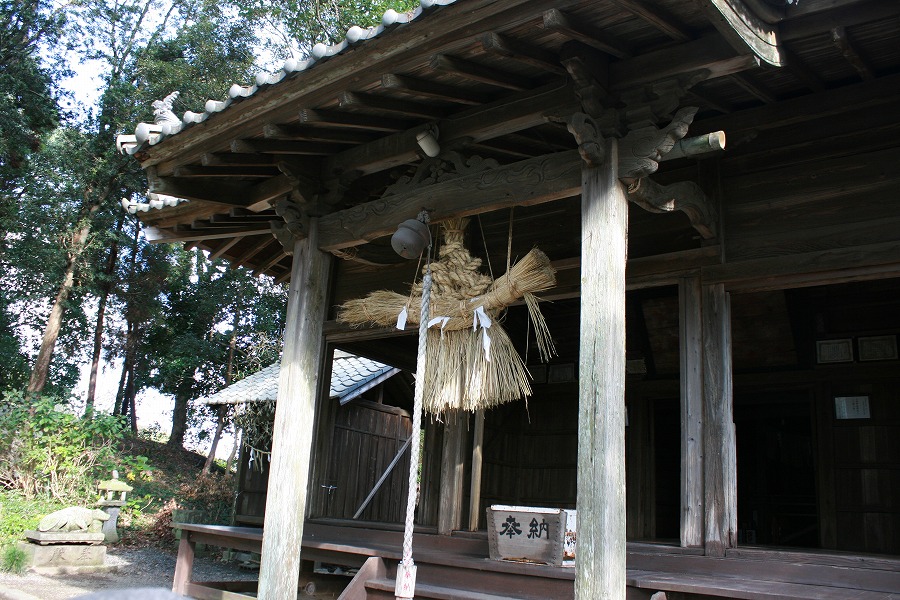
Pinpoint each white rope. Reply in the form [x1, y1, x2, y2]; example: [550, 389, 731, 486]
[396, 264, 431, 599]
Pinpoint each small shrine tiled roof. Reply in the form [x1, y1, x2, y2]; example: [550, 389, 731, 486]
[200, 350, 399, 405]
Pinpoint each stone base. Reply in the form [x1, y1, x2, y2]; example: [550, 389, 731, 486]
[23, 530, 104, 545]
[17, 541, 106, 570]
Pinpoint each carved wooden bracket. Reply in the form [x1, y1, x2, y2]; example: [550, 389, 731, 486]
[618, 106, 698, 181]
[627, 177, 717, 239]
[271, 197, 309, 253]
[554, 112, 606, 167]
[384, 151, 501, 196]
[276, 160, 321, 206]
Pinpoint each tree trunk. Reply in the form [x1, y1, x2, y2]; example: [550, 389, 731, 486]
[169, 378, 192, 448]
[27, 205, 99, 395]
[204, 301, 241, 474]
[85, 215, 125, 417]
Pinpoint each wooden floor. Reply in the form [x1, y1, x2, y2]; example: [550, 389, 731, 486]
[173, 521, 900, 599]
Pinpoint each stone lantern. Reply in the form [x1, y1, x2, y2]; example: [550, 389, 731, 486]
[97, 470, 133, 543]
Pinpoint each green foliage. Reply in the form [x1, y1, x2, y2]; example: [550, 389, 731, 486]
[0, 489, 65, 547]
[1, 543, 27, 574]
[0, 0, 63, 185]
[0, 390, 126, 501]
[236, 0, 419, 60]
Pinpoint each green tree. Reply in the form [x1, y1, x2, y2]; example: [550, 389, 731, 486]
[22, 0, 257, 396]
[0, 0, 62, 188]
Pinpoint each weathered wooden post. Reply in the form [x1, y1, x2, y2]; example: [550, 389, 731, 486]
[679, 276, 705, 548]
[577, 137, 628, 600]
[258, 216, 331, 600]
[702, 282, 737, 557]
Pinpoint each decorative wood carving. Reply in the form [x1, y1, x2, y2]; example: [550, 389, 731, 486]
[618, 73, 707, 130]
[627, 177, 717, 239]
[271, 197, 309, 253]
[618, 106, 698, 180]
[276, 160, 321, 205]
[319, 150, 582, 251]
[555, 113, 606, 167]
[383, 151, 500, 196]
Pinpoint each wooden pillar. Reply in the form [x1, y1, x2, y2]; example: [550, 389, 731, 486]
[679, 276, 704, 547]
[577, 138, 627, 600]
[258, 218, 331, 600]
[438, 410, 467, 535]
[468, 409, 485, 531]
[701, 282, 736, 557]
[172, 534, 195, 595]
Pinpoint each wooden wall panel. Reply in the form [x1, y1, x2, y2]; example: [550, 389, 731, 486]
[311, 400, 413, 524]
[825, 379, 900, 554]
[480, 385, 579, 514]
[721, 146, 900, 264]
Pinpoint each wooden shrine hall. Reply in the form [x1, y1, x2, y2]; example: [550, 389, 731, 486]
[118, 1, 900, 598]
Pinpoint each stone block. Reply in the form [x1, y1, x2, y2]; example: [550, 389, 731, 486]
[17, 541, 106, 569]
[24, 530, 105, 545]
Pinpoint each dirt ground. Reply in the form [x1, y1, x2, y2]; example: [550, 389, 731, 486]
[0, 546, 257, 600]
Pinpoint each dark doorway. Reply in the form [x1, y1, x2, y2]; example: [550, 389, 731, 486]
[652, 398, 681, 541]
[735, 392, 818, 547]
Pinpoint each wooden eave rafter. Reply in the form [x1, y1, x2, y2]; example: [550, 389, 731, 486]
[700, 0, 784, 67]
[130, 0, 899, 280]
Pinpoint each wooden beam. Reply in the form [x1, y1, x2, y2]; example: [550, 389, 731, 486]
[382, 73, 487, 105]
[174, 165, 276, 178]
[609, 34, 759, 90]
[678, 276, 704, 548]
[577, 138, 627, 599]
[480, 32, 567, 76]
[702, 283, 736, 557]
[831, 26, 875, 81]
[263, 123, 373, 144]
[231, 139, 345, 155]
[700, 0, 784, 67]
[610, 0, 692, 42]
[209, 236, 242, 260]
[430, 54, 532, 91]
[729, 72, 777, 104]
[210, 212, 276, 224]
[298, 109, 412, 132]
[319, 150, 582, 251]
[323, 82, 580, 178]
[253, 250, 289, 276]
[140, 0, 594, 171]
[780, 0, 900, 42]
[543, 8, 633, 59]
[202, 153, 278, 167]
[257, 220, 331, 599]
[148, 227, 272, 244]
[694, 73, 900, 138]
[234, 236, 275, 268]
[701, 241, 900, 292]
[338, 91, 447, 120]
[782, 48, 825, 93]
[148, 175, 255, 207]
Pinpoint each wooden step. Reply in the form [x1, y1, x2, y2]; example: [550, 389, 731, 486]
[365, 577, 527, 600]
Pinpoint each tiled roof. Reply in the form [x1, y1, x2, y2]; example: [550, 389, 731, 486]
[200, 350, 399, 405]
[115, 0, 459, 183]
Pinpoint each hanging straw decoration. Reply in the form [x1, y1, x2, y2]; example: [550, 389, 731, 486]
[338, 218, 556, 413]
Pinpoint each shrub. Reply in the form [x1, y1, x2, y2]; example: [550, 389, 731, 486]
[1, 544, 27, 574]
[0, 390, 127, 501]
[0, 490, 65, 546]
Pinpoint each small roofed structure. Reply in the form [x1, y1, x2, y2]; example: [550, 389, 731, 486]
[201, 350, 413, 526]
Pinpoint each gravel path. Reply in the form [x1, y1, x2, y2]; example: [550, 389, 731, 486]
[0, 547, 257, 600]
